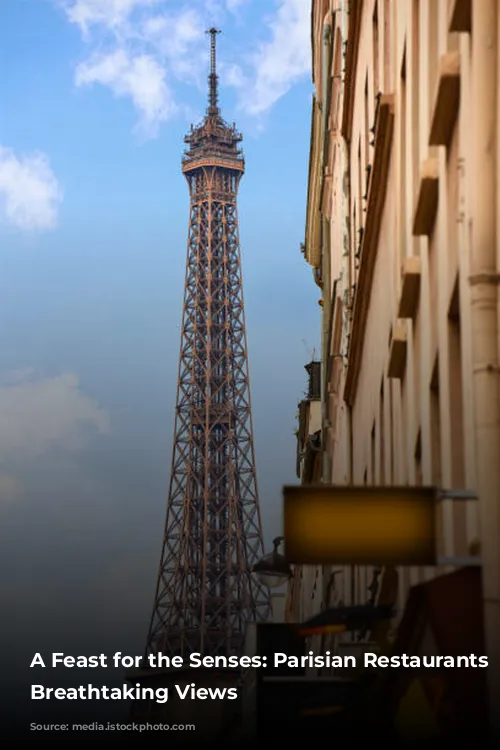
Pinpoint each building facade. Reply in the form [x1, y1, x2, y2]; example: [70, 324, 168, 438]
[286, 360, 324, 624]
[289, 0, 500, 737]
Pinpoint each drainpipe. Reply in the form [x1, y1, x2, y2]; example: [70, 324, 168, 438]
[470, 1, 500, 738]
[320, 17, 332, 484]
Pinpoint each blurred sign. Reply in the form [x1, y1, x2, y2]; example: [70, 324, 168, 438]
[284, 485, 437, 565]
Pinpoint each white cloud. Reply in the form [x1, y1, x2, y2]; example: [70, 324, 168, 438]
[141, 8, 202, 55]
[0, 146, 63, 232]
[63, 0, 160, 35]
[240, 0, 311, 116]
[0, 370, 109, 459]
[58, 0, 311, 134]
[138, 8, 205, 82]
[225, 0, 247, 11]
[63, 1, 205, 135]
[221, 61, 245, 88]
[76, 50, 176, 137]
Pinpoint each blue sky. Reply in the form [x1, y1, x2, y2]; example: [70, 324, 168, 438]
[0, 0, 319, 684]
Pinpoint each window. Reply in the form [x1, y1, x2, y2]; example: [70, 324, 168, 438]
[448, 281, 467, 555]
[430, 358, 443, 555]
[371, 422, 376, 484]
[379, 380, 385, 484]
[399, 48, 407, 261]
[364, 75, 370, 168]
[373, 1, 380, 94]
[411, 0, 420, 246]
[383, 0, 391, 90]
[414, 430, 422, 485]
[428, 3, 438, 138]
[388, 380, 395, 483]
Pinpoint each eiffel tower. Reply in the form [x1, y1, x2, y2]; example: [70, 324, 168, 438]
[145, 28, 271, 663]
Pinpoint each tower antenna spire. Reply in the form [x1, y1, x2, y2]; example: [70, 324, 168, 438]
[206, 27, 221, 114]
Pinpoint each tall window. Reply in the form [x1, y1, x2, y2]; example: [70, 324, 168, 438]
[373, 1, 380, 94]
[364, 75, 370, 169]
[411, 0, 420, 229]
[448, 281, 467, 555]
[357, 138, 363, 225]
[388, 380, 395, 483]
[400, 49, 407, 261]
[430, 359, 443, 554]
[428, 3, 438, 139]
[352, 203, 357, 286]
[414, 430, 422, 485]
[400, 374, 408, 484]
[379, 380, 385, 484]
[371, 422, 376, 484]
[383, 0, 391, 91]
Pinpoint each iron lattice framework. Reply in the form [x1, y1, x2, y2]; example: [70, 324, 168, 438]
[145, 29, 271, 660]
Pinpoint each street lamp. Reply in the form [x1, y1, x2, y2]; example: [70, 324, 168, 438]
[252, 536, 293, 588]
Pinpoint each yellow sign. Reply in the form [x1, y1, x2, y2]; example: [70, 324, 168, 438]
[284, 485, 437, 565]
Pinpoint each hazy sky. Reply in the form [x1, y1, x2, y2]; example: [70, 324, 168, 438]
[0, 0, 319, 699]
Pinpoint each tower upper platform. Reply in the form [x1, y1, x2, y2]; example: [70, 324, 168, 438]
[182, 28, 244, 175]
